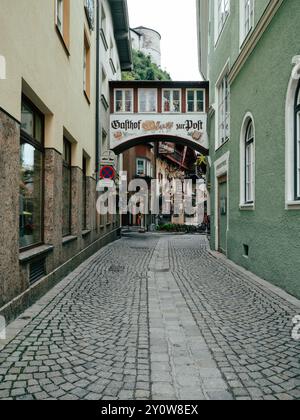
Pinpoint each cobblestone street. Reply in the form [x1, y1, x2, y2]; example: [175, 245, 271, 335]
[0, 234, 300, 400]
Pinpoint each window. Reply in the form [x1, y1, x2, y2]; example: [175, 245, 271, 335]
[55, 0, 70, 50]
[100, 5, 108, 50]
[138, 89, 157, 113]
[295, 81, 300, 200]
[136, 159, 153, 177]
[163, 89, 181, 113]
[82, 156, 88, 230]
[217, 73, 230, 146]
[84, 32, 91, 100]
[84, 0, 95, 30]
[285, 58, 300, 207]
[62, 139, 72, 236]
[240, 0, 254, 44]
[115, 89, 133, 113]
[187, 90, 205, 113]
[109, 39, 116, 74]
[240, 114, 255, 206]
[216, 0, 230, 41]
[137, 159, 146, 176]
[20, 99, 44, 249]
[245, 120, 255, 203]
[56, 0, 64, 33]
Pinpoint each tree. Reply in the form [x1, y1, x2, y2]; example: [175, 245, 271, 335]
[122, 50, 172, 81]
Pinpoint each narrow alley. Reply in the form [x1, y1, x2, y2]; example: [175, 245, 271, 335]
[0, 234, 299, 401]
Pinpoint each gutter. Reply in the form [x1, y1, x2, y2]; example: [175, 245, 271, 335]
[95, 0, 100, 180]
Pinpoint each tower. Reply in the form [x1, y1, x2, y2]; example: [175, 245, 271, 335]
[130, 26, 161, 67]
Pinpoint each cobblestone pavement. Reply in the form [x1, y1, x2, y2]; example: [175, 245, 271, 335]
[0, 234, 300, 400]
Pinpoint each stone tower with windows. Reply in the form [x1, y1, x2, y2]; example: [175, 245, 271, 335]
[130, 26, 161, 67]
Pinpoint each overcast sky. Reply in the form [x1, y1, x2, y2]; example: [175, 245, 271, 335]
[127, 0, 200, 81]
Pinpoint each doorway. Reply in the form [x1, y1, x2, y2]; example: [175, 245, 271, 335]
[218, 175, 228, 254]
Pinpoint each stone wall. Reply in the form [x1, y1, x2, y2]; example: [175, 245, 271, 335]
[0, 119, 121, 322]
[0, 109, 21, 307]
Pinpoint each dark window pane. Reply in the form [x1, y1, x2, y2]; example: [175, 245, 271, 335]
[82, 157, 87, 229]
[63, 139, 71, 164]
[35, 113, 43, 143]
[197, 90, 204, 102]
[19, 143, 43, 248]
[21, 103, 34, 137]
[62, 166, 71, 236]
[187, 91, 194, 102]
[187, 102, 194, 113]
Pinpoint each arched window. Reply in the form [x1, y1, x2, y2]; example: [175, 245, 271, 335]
[286, 59, 300, 207]
[240, 114, 255, 207]
[294, 81, 300, 199]
[245, 120, 255, 203]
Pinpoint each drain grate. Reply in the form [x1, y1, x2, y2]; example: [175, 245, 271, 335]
[109, 265, 125, 273]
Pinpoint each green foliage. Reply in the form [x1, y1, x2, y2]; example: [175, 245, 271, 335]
[122, 50, 172, 81]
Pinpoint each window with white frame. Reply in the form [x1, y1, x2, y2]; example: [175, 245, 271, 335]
[138, 89, 157, 113]
[136, 159, 153, 177]
[187, 90, 205, 113]
[115, 89, 133, 113]
[137, 159, 145, 176]
[294, 81, 300, 200]
[244, 120, 255, 203]
[163, 89, 181, 113]
[216, 0, 230, 41]
[240, 0, 254, 44]
[217, 73, 230, 146]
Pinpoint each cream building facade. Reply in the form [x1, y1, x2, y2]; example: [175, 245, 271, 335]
[0, 0, 132, 322]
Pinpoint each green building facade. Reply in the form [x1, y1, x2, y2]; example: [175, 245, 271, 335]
[197, 0, 300, 298]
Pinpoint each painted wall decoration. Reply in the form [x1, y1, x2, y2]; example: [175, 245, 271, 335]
[110, 114, 208, 150]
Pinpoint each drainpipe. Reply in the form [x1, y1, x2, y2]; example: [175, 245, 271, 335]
[95, 0, 100, 181]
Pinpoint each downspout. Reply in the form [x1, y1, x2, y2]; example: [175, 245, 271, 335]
[95, 0, 100, 181]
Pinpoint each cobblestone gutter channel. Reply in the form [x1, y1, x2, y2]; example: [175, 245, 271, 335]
[0, 233, 299, 400]
[148, 237, 231, 400]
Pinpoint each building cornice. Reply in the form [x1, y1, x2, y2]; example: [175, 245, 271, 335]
[228, 0, 284, 85]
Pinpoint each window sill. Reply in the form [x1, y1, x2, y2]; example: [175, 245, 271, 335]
[82, 229, 91, 237]
[113, 111, 134, 115]
[215, 139, 229, 152]
[84, 90, 91, 105]
[62, 235, 78, 245]
[101, 95, 109, 111]
[286, 201, 300, 210]
[109, 59, 117, 75]
[99, 225, 105, 230]
[239, 203, 255, 211]
[239, 28, 253, 51]
[100, 29, 109, 51]
[56, 26, 70, 57]
[19, 244, 54, 264]
[214, 16, 230, 50]
[106, 222, 112, 227]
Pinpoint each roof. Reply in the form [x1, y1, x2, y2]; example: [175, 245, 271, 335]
[109, 80, 208, 89]
[132, 26, 162, 40]
[108, 0, 133, 71]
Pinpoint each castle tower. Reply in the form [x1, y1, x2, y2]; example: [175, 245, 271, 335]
[130, 26, 161, 67]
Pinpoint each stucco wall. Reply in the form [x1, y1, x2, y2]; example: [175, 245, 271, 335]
[208, 0, 300, 298]
[0, 0, 96, 172]
[208, 0, 270, 103]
